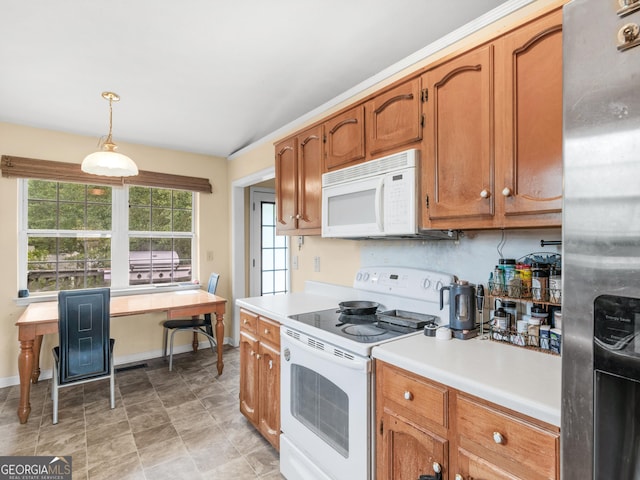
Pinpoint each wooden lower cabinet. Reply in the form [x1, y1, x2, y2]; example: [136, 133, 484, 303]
[375, 360, 559, 480]
[239, 308, 280, 450]
[379, 410, 448, 480]
[456, 447, 520, 480]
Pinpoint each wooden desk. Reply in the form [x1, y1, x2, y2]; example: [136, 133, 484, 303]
[15, 289, 227, 424]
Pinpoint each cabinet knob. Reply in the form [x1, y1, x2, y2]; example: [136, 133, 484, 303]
[493, 431, 505, 444]
[269, 359, 273, 370]
[480, 189, 491, 199]
[455, 475, 464, 480]
[403, 391, 413, 401]
[289, 215, 295, 220]
[243, 319, 248, 324]
[250, 350, 255, 356]
[502, 187, 513, 197]
[296, 214, 302, 219]
[432, 462, 442, 474]
[256, 353, 261, 360]
[264, 329, 270, 335]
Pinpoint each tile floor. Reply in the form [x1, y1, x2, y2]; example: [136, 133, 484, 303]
[0, 345, 284, 480]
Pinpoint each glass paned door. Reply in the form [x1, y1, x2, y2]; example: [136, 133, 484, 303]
[250, 188, 289, 296]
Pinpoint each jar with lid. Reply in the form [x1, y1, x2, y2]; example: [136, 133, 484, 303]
[489, 266, 503, 296]
[527, 317, 541, 346]
[531, 305, 549, 324]
[499, 258, 517, 298]
[516, 263, 532, 298]
[531, 262, 549, 302]
[549, 266, 562, 304]
[514, 320, 528, 346]
[491, 308, 509, 341]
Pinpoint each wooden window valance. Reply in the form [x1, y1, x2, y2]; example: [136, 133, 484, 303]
[1, 155, 212, 193]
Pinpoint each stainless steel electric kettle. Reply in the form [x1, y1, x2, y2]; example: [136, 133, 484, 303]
[440, 279, 477, 332]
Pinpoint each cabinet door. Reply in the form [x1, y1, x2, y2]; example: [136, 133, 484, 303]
[495, 10, 563, 224]
[275, 137, 298, 232]
[456, 447, 520, 480]
[366, 77, 422, 157]
[239, 331, 259, 425]
[258, 341, 280, 451]
[324, 105, 365, 171]
[377, 410, 448, 480]
[422, 45, 494, 225]
[456, 394, 559, 480]
[297, 125, 323, 231]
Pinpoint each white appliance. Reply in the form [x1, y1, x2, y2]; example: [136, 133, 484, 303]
[321, 149, 420, 238]
[279, 266, 454, 480]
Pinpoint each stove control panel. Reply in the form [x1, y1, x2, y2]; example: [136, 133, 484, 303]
[353, 266, 454, 304]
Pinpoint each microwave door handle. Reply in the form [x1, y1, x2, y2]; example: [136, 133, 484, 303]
[375, 176, 384, 232]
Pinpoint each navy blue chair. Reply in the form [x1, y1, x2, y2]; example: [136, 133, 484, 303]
[52, 288, 115, 424]
[162, 273, 219, 370]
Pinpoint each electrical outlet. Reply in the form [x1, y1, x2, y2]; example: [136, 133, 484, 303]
[314, 256, 320, 272]
[292, 255, 299, 270]
[206, 251, 214, 262]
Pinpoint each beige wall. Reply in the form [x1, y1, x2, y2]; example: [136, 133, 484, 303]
[0, 122, 229, 382]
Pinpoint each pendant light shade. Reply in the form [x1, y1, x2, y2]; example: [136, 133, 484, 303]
[82, 91, 138, 177]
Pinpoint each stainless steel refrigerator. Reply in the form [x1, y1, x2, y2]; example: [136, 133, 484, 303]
[562, 0, 640, 478]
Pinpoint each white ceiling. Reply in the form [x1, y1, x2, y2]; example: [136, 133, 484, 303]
[0, 0, 514, 158]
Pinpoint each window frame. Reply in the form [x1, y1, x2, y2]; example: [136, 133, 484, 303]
[18, 179, 199, 299]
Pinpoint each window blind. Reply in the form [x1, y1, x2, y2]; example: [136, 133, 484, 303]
[1, 155, 212, 193]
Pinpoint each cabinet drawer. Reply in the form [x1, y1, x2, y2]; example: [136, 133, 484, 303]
[456, 394, 559, 479]
[258, 316, 280, 347]
[379, 362, 448, 429]
[240, 309, 258, 335]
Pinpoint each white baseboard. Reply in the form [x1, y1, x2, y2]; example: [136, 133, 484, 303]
[0, 337, 233, 389]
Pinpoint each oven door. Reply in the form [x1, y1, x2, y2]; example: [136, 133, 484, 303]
[281, 327, 371, 480]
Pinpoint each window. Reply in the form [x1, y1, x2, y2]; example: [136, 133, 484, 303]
[128, 186, 194, 286]
[260, 200, 289, 295]
[21, 179, 195, 293]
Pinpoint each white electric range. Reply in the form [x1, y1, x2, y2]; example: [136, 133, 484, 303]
[279, 266, 454, 480]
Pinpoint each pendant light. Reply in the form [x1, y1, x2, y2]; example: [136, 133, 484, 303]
[81, 91, 138, 177]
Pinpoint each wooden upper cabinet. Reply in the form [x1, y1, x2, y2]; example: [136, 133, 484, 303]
[324, 105, 365, 171]
[274, 137, 298, 232]
[495, 9, 563, 225]
[366, 77, 423, 157]
[422, 44, 494, 226]
[297, 125, 323, 231]
[274, 125, 323, 235]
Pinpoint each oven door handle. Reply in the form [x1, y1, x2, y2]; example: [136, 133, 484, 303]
[282, 337, 369, 372]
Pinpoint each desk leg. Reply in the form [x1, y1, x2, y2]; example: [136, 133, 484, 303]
[17, 340, 34, 424]
[31, 335, 43, 384]
[215, 312, 224, 375]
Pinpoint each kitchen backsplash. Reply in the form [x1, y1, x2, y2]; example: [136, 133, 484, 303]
[360, 228, 562, 287]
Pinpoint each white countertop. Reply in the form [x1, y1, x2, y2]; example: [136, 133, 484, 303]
[236, 291, 561, 428]
[372, 333, 561, 427]
[236, 292, 339, 324]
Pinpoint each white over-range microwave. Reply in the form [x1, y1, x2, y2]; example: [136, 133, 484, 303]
[322, 148, 420, 238]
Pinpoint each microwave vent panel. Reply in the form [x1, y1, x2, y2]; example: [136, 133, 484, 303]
[322, 148, 418, 187]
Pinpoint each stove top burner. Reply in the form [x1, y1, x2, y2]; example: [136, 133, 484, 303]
[341, 323, 387, 337]
[288, 308, 424, 344]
